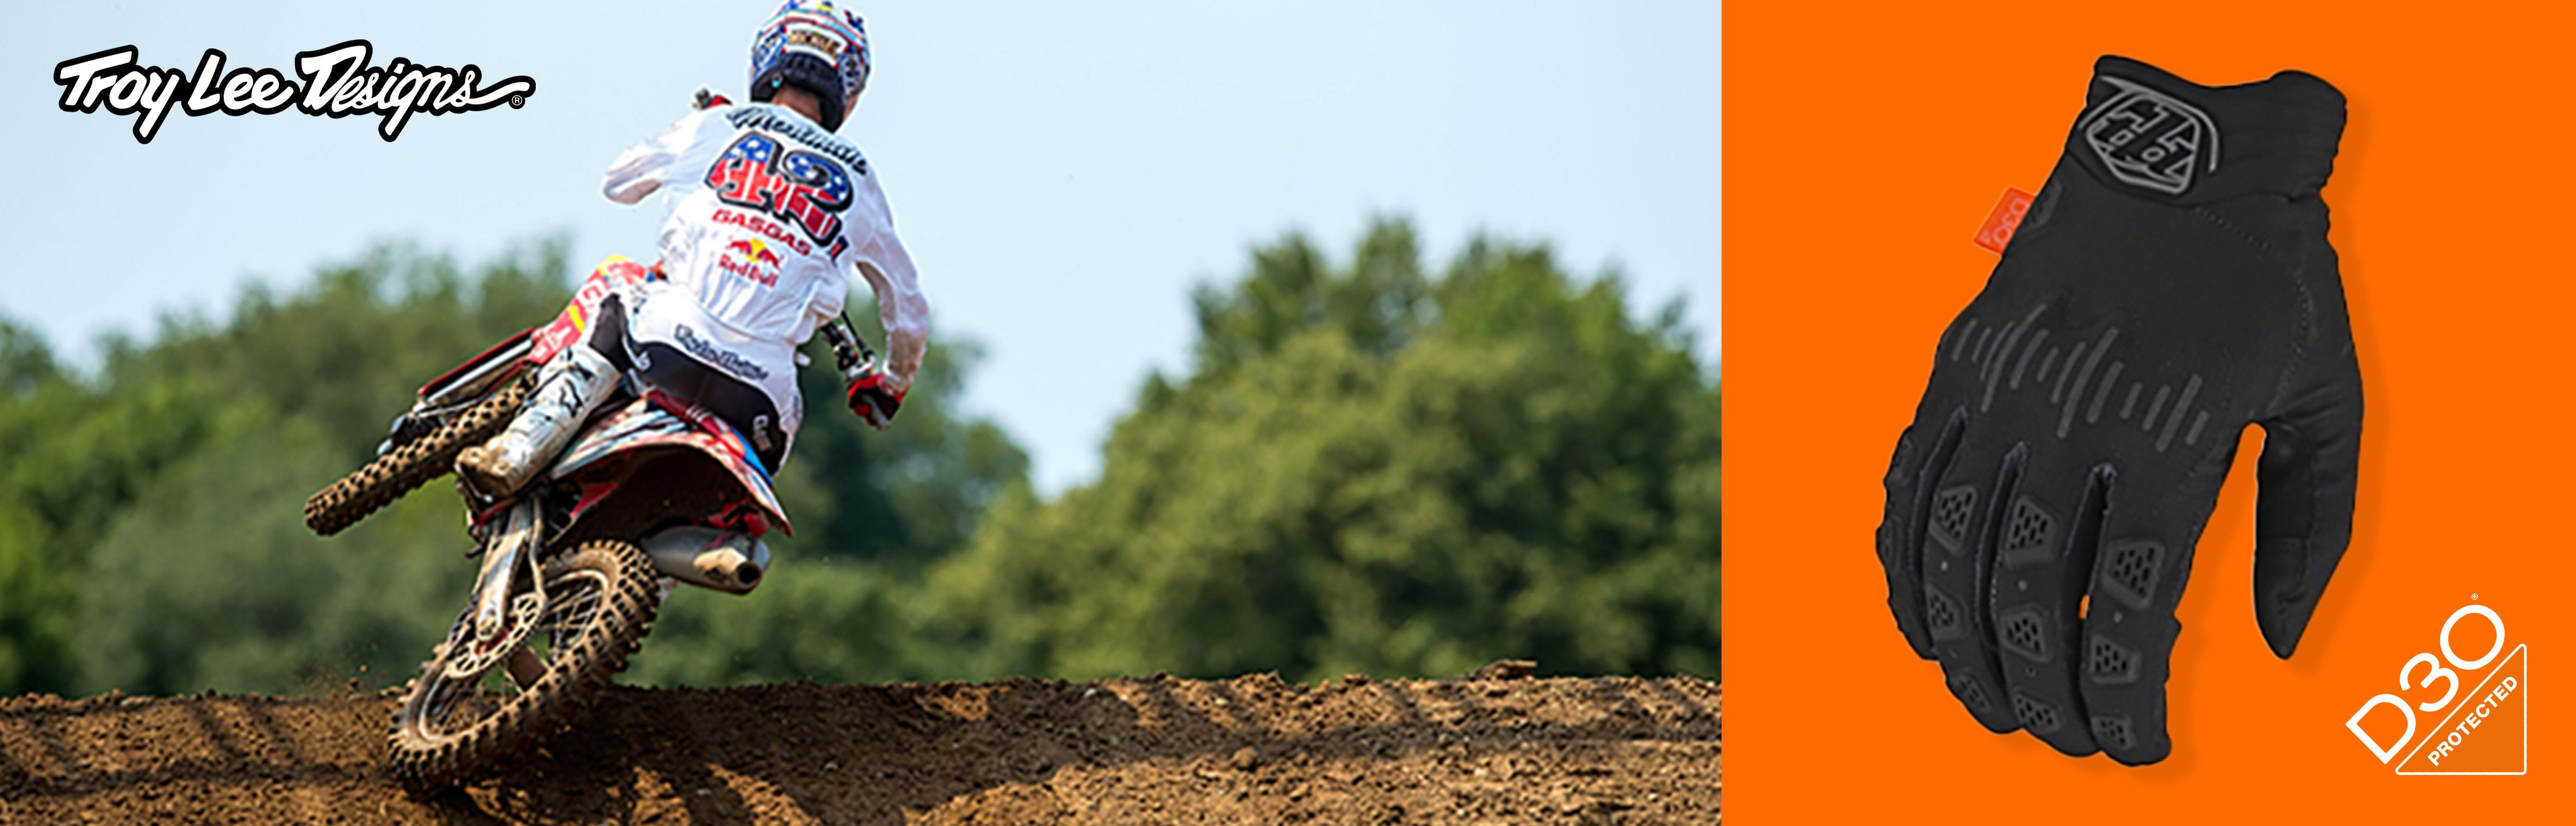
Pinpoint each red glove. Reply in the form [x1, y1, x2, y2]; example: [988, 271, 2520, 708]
[846, 364, 904, 431]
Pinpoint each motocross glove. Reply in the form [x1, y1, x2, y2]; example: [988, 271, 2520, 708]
[1873, 55, 2359, 765]
[846, 364, 904, 431]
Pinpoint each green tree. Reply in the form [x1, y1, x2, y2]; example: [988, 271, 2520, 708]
[0, 500, 68, 692]
[0, 320, 58, 396]
[623, 560, 945, 686]
[72, 408, 464, 695]
[0, 237, 1030, 695]
[772, 309, 1029, 567]
[0, 333, 238, 693]
[109, 238, 575, 467]
[934, 217, 1720, 682]
[1, 217, 1717, 697]
[0, 318, 73, 690]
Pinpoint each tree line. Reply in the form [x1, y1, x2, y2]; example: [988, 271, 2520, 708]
[0, 216, 1717, 697]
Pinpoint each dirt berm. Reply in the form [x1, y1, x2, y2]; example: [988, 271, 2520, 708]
[0, 666, 1719, 824]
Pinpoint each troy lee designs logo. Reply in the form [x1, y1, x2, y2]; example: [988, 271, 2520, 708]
[674, 324, 769, 382]
[52, 39, 534, 144]
[2076, 76, 2218, 196]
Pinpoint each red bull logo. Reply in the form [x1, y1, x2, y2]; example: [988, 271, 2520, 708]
[716, 238, 782, 287]
[725, 238, 783, 267]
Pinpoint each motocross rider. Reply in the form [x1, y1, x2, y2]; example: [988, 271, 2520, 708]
[457, 0, 922, 495]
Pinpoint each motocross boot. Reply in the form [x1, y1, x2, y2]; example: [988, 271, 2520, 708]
[456, 344, 620, 497]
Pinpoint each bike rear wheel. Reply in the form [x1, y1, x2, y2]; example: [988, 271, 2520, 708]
[387, 539, 659, 786]
[304, 370, 532, 536]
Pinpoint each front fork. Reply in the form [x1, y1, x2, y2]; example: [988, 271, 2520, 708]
[448, 498, 547, 684]
[472, 499, 542, 641]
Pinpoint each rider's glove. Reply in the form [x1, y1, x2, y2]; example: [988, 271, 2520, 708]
[1873, 56, 2360, 766]
[846, 362, 904, 431]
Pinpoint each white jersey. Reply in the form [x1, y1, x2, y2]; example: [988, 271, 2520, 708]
[601, 102, 926, 398]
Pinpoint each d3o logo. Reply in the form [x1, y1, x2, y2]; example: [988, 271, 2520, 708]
[2077, 77, 2218, 196]
[2345, 600, 2528, 775]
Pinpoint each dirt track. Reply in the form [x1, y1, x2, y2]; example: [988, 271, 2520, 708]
[0, 667, 1719, 824]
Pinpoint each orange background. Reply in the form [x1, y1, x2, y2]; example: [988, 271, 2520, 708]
[1723, 2, 2569, 819]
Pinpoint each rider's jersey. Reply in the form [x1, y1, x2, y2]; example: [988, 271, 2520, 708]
[601, 102, 926, 397]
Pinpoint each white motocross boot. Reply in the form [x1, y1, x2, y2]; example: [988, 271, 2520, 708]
[456, 344, 620, 497]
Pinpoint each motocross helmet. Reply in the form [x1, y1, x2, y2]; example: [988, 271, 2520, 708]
[748, 0, 871, 131]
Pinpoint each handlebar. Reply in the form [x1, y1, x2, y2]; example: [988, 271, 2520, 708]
[818, 314, 882, 384]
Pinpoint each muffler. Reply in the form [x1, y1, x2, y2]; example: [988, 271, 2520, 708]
[638, 526, 770, 594]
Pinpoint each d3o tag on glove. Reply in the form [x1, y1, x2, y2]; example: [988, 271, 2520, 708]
[1873, 55, 2360, 765]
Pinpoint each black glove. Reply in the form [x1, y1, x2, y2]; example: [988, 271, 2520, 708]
[1874, 55, 2360, 765]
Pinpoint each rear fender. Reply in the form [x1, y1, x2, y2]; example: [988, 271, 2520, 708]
[416, 328, 533, 407]
[545, 397, 790, 536]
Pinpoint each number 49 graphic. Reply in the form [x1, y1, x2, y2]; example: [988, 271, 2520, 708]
[2345, 603, 2528, 775]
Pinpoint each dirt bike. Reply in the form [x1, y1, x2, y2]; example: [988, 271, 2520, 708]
[301, 256, 886, 786]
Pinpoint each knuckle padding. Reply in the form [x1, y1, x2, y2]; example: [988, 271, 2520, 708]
[2010, 689, 2066, 734]
[1997, 495, 2057, 568]
[1947, 672, 1999, 715]
[2098, 540, 2166, 609]
[1924, 584, 1968, 641]
[2089, 714, 2135, 750]
[1928, 485, 1977, 554]
[1996, 607, 2050, 662]
[2086, 633, 2141, 684]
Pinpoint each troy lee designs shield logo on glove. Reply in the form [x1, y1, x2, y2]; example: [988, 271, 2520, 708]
[2077, 76, 2219, 196]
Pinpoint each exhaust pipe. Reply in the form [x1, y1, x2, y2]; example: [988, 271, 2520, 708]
[639, 526, 770, 594]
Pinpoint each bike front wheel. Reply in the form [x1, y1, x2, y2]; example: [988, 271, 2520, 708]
[386, 539, 659, 786]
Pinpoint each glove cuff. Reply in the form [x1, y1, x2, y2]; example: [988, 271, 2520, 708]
[2065, 55, 2345, 205]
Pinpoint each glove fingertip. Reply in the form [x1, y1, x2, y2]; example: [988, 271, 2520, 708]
[2103, 740, 2171, 767]
[2253, 536, 2337, 659]
[2264, 630, 2303, 660]
[2256, 598, 2316, 660]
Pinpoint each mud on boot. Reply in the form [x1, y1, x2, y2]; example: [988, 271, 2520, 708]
[456, 343, 620, 496]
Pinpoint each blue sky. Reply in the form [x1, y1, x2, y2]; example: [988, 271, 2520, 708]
[2, 1, 1719, 493]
